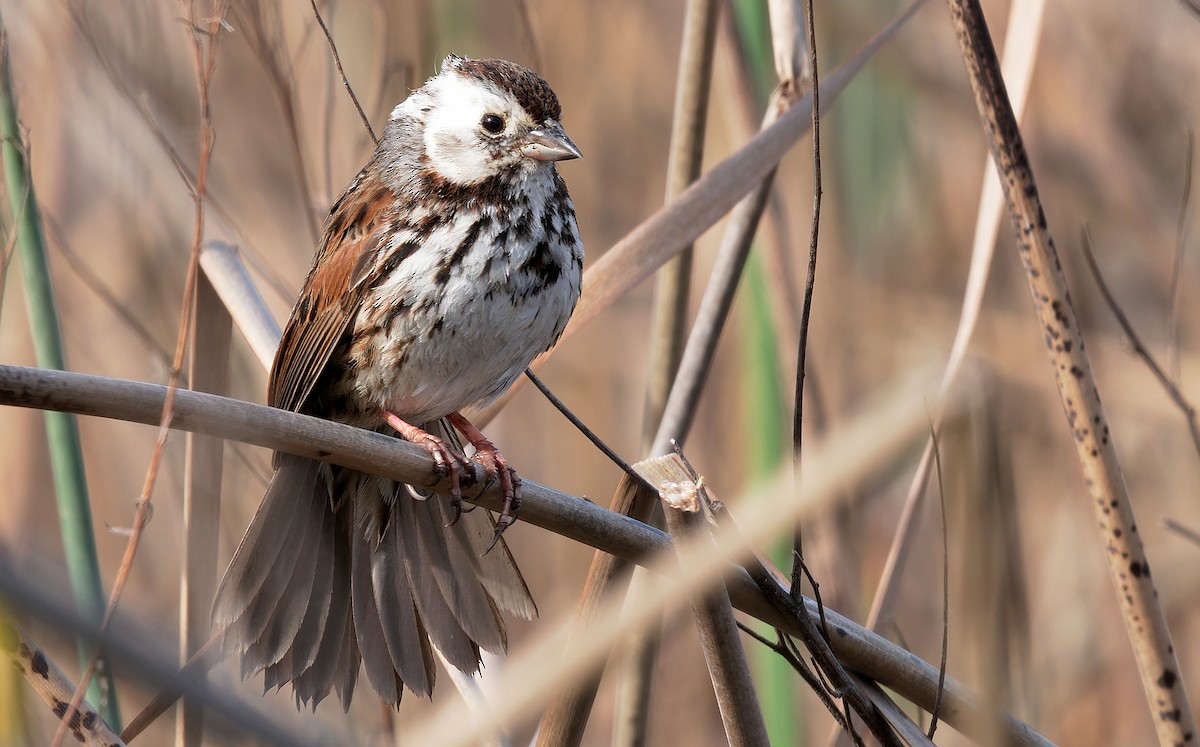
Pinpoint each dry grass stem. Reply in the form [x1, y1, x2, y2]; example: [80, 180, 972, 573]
[946, 0, 1196, 741]
[49, 8, 230, 743]
[176, 271, 231, 746]
[619, 0, 720, 738]
[857, 0, 1047, 647]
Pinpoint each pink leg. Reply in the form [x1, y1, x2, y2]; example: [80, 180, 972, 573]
[384, 411, 469, 504]
[446, 411, 522, 540]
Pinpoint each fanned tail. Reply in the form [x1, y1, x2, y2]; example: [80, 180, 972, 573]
[212, 442, 536, 710]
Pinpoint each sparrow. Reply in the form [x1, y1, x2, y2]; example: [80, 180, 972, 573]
[212, 54, 583, 710]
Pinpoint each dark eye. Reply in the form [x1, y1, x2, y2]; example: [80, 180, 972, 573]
[480, 114, 505, 134]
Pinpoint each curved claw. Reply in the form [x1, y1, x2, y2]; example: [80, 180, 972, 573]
[445, 411, 523, 551]
[384, 411, 469, 504]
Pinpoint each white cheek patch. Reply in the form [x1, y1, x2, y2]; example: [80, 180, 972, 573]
[422, 74, 514, 185]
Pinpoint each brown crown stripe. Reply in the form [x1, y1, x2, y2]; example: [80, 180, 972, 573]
[447, 56, 562, 124]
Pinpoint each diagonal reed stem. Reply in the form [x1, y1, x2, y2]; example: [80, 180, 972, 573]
[944, 0, 1196, 742]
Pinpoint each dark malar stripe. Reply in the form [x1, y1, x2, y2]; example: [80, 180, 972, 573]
[435, 216, 491, 284]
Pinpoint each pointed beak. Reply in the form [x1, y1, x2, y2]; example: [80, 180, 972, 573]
[522, 121, 582, 162]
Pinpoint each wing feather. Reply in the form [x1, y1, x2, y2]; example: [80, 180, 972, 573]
[268, 180, 395, 414]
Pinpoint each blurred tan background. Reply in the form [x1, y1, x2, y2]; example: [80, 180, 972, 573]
[1, 0, 1199, 744]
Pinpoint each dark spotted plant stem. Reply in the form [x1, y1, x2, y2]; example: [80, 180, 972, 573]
[945, 0, 1195, 742]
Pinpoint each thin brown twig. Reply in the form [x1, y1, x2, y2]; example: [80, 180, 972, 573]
[523, 369, 654, 493]
[49, 4, 229, 745]
[310, 0, 378, 146]
[790, 0, 822, 600]
[712, 504, 902, 747]
[510, 0, 544, 72]
[1163, 517, 1200, 547]
[1167, 129, 1193, 384]
[925, 421, 949, 740]
[737, 621, 859, 741]
[1081, 226, 1200, 456]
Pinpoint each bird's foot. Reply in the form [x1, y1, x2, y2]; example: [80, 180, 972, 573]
[446, 412, 522, 550]
[384, 411, 470, 514]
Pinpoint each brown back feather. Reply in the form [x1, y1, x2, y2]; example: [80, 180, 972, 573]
[269, 176, 394, 414]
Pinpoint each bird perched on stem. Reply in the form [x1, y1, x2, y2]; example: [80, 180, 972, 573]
[213, 55, 583, 710]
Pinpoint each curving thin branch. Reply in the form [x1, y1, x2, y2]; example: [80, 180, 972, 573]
[0, 361, 1051, 747]
[1081, 227, 1200, 457]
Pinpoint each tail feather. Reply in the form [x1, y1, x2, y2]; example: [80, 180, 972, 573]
[368, 493, 435, 697]
[213, 455, 319, 629]
[214, 444, 537, 710]
[411, 493, 507, 653]
[441, 497, 537, 621]
[242, 494, 320, 666]
[394, 488, 481, 674]
[350, 506, 403, 706]
[291, 512, 355, 708]
[278, 504, 337, 676]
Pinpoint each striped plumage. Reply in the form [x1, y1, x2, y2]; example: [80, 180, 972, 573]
[213, 55, 582, 709]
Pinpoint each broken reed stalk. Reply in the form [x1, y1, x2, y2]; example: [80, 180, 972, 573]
[533, 474, 660, 747]
[637, 455, 769, 747]
[944, 0, 1195, 742]
[613, 0, 722, 741]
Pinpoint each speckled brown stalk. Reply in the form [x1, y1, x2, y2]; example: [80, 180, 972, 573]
[945, 0, 1195, 742]
[1, 621, 123, 747]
